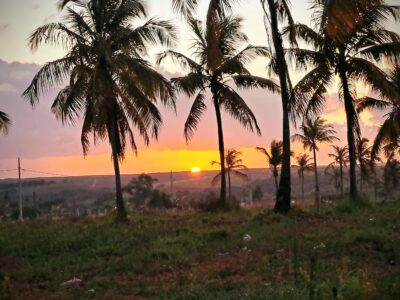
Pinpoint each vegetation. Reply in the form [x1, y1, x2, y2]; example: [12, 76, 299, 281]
[211, 149, 249, 200]
[289, 0, 400, 201]
[0, 111, 11, 135]
[1, 201, 399, 299]
[256, 140, 284, 194]
[292, 117, 338, 204]
[157, 3, 278, 206]
[294, 153, 314, 202]
[328, 146, 349, 197]
[23, 0, 176, 222]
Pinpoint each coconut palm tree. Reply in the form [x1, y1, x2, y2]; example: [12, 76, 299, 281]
[211, 149, 249, 200]
[256, 140, 283, 194]
[23, 0, 176, 222]
[328, 146, 349, 197]
[287, 0, 400, 201]
[292, 117, 338, 204]
[356, 138, 374, 192]
[260, 0, 297, 213]
[324, 164, 341, 194]
[158, 14, 279, 206]
[294, 153, 314, 202]
[383, 153, 400, 201]
[357, 62, 400, 160]
[0, 111, 11, 135]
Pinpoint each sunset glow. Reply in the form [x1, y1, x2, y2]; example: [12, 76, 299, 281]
[191, 167, 201, 173]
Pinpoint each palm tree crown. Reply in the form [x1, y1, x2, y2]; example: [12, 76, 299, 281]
[23, 0, 176, 221]
[158, 11, 279, 205]
[0, 111, 11, 135]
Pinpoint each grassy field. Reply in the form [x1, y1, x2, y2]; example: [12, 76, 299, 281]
[0, 201, 399, 300]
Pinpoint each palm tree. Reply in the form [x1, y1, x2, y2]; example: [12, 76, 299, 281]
[356, 138, 373, 192]
[211, 149, 249, 200]
[260, 0, 297, 213]
[383, 153, 400, 201]
[294, 153, 314, 202]
[357, 62, 400, 160]
[158, 14, 279, 206]
[256, 140, 283, 194]
[324, 164, 341, 194]
[292, 117, 338, 204]
[328, 146, 349, 197]
[0, 111, 11, 135]
[23, 0, 176, 222]
[288, 0, 400, 201]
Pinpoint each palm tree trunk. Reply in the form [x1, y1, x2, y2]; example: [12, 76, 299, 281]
[274, 168, 279, 194]
[108, 118, 128, 222]
[301, 171, 305, 202]
[228, 170, 232, 200]
[339, 162, 344, 198]
[338, 57, 358, 200]
[266, 0, 291, 213]
[212, 85, 227, 206]
[313, 148, 320, 205]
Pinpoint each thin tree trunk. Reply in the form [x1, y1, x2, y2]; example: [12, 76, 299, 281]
[109, 118, 127, 222]
[274, 168, 279, 194]
[338, 57, 358, 200]
[301, 171, 305, 202]
[265, 0, 292, 213]
[340, 162, 344, 198]
[212, 86, 227, 206]
[228, 170, 232, 200]
[313, 148, 320, 205]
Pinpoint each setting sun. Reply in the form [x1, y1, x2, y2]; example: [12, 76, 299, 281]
[191, 167, 201, 173]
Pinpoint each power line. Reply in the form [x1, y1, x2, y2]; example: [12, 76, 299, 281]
[0, 169, 18, 172]
[21, 168, 67, 177]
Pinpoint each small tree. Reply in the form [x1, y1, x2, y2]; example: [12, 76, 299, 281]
[256, 140, 283, 194]
[294, 153, 314, 202]
[328, 146, 349, 197]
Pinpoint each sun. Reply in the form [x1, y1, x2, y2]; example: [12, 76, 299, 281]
[191, 167, 201, 173]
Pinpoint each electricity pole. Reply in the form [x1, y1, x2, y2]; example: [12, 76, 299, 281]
[18, 157, 23, 221]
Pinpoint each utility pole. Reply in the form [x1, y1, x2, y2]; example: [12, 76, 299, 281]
[170, 170, 174, 197]
[18, 157, 23, 221]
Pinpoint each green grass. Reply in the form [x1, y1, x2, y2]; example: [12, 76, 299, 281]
[0, 201, 399, 299]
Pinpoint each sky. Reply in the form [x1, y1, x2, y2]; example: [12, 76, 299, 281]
[0, 0, 398, 179]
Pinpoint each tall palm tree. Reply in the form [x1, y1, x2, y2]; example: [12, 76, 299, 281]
[23, 0, 176, 222]
[288, 0, 400, 201]
[328, 146, 349, 197]
[294, 153, 314, 202]
[158, 14, 279, 206]
[0, 111, 11, 135]
[260, 0, 297, 213]
[357, 62, 400, 160]
[256, 140, 283, 194]
[356, 138, 373, 192]
[292, 117, 338, 204]
[211, 149, 248, 200]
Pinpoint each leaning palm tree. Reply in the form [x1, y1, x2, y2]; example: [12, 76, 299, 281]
[158, 15, 279, 206]
[328, 146, 349, 197]
[357, 62, 400, 160]
[294, 153, 314, 202]
[211, 149, 249, 200]
[0, 111, 11, 135]
[256, 140, 283, 194]
[23, 0, 176, 222]
[260, 0, 297, 213]
[287, 0, 400, 201]
[292, 117, 338, 204]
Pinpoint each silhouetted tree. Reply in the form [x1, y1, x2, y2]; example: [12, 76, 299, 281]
[24, 0, 176, 221]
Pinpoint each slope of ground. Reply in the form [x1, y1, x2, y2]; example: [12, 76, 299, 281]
[0, 201, 399, 299]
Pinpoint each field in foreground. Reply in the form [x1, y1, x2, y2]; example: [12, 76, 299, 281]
[0, 201, 399, 300]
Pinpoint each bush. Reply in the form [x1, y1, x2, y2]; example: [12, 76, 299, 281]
[334, 197, 372, 214]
